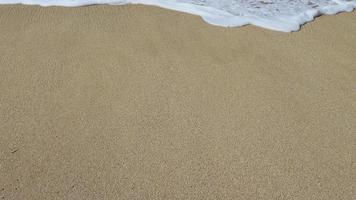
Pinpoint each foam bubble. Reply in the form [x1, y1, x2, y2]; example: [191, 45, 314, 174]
[1, 0, 355, 31]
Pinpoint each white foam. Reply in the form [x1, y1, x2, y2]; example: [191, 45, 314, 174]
[1, 0, 355, 32]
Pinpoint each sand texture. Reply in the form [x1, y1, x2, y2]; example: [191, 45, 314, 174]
[0, 5, 355, 200]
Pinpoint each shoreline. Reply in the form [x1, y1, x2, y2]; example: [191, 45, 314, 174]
[0, 1, 355, 32]
[1, 4, 355, 199]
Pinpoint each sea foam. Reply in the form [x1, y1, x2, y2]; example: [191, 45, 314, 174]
[1, 0, 355, 32]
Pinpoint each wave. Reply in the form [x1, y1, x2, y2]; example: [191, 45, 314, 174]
[1, 0, 356, 32]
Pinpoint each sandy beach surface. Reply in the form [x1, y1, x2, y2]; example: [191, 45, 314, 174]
[0, 4, 355, 199]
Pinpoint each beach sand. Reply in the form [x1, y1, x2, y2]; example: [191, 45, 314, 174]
[0, 4, 355, 199]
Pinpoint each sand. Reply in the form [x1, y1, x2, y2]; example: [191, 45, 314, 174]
[0, 4, 355, 200]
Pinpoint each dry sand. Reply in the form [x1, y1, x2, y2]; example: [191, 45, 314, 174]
[0, 4, 355, 199]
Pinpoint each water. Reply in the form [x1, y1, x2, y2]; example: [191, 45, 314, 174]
[1, 0, 355, 31]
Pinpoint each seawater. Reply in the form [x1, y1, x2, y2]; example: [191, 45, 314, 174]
[1, 0, 355, 31]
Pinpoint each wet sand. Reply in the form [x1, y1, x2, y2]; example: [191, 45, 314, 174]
[0, 5, 355, 199]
